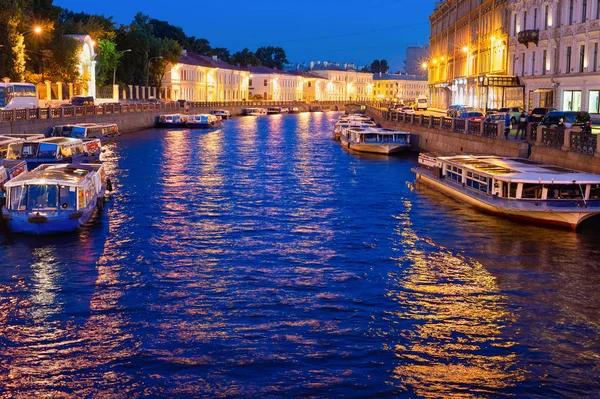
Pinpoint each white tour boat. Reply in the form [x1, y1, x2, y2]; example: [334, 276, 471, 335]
[245, 108, 267, 116]
[157, 114, 188, 128]
[6, 137, 102, 169]
[413, 154, 600, 229]
[52, 123, 119, 138]
[333, 116, 377, 140]
[340, 127, 411, 154]
[210, 109, 231, 120]
[2, 163, 111, 235]
[267, 107, 282, 114]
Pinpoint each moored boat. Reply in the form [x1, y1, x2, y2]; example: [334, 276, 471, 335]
[245, 107, 267, 116]
[340, 127, 411, 154]
[186, 114, 224, 129]
[267, 107, 282, 114]
[412, 154, 600, 229]
[210, 109, 231, 120]
[288, 107, 300, 114]
[333, 115, 377, 141]
[157, 114, 188, 128]
[0, 159, 27, 208]
[0, 134, 45, 158]
[51, 123, 119, 138]
[2, 163, 111, 235]
[6, 137, 102, 169]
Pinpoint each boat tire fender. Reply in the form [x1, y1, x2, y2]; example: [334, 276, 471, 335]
[106, 178, 113, 192]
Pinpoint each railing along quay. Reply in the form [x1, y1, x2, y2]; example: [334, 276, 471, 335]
[372, 106, 600, 159]
[0, 100, 374, 123]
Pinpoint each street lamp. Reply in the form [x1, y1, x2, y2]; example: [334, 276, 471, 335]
[33, 26, 42, 35]
[146, 56, 163, 88]
[113, 49, 131, 86]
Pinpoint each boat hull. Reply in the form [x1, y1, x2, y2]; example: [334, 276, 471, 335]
[414, 168, 600, 229]
[157, 122, 188, 128]
[3, 205, 97, 235]
[340, 138, 410, 154]
[186, 121, 223, 129]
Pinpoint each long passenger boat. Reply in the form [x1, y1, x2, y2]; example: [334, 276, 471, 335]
[157, 114, 188, 128]
[333, 115, 377, 141]
[6, 137, 101, 169]
[186, 114, 223, 129]
[412, 154, 600, 229]
[0, 160, 27, 208]
[340, 127, 411, 154]
[51, 123, 119, 138]
[2, 163, 111, 235]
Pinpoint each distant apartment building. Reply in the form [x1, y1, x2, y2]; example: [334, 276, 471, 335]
[161, 50, 250, 101]
[508, 0, 600, 112]
[289, 70, 329, 102]
[405, 45, 430, 77]
[247, 66, 303, 101]
[428, 0, 522, 110]
[373, 74, 428, 103]
[310, 63, 373, 101]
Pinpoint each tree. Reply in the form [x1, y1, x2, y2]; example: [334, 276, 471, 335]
[210, 47, 230, 62]
[189, 38, 211, 55]
[255, 46, 288, 69]
[148, 37, 181, 87]
[43, 35, 80, 84]
[380, 59, 389, 74]
[230, 48, 261, 66]
[370, 60, 381, 74]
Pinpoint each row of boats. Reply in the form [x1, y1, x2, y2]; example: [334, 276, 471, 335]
[245, 107, 301, 116]
[0, 122, 118, 235]
[336, 113, 600, 229]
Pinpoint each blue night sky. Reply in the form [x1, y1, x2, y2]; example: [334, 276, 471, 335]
[54, 0, 433, 72]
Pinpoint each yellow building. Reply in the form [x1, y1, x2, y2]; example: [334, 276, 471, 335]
[372, 74, 428, 104]
[162, 50, 249, 102]
[428, 0, 521, 110]
[310, 65, 373, 101]
[289, 71, 329, 102]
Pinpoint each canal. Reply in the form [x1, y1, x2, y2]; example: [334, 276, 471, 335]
[1, 112, 599, 397]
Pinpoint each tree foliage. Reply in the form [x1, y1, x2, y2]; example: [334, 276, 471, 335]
[231, 48, 261, 67]
[370, 59, 389, 74]
[255, 46, 288, 69]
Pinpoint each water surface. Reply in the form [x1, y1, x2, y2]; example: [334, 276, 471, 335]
[1, 112, 599, 398]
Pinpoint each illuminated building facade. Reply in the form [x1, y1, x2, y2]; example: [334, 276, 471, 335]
[428, 0, 522, 110]
[311, 66, 374, 102]
[162, 50, 249, 101]
[372, 74, 429, 103]
[508, 0, 600, 112]
[247, 66, 303, 101]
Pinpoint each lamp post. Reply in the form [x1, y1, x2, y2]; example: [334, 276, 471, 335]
[113, 49, 131, 86]
[146, 56, 163, 88]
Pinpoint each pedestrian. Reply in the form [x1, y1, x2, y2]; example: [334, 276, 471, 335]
[516, 111, 527, 140]
[504, 112, 511, 138]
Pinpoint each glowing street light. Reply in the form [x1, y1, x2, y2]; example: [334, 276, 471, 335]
[421, 62, 428, 70]
[462, 46, 469, 53]
[33, 26, 42, 35]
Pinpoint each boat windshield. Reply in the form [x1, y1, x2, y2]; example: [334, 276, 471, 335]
[59, 185, 77, 210]
[72, 126, 87, 137]
[0, 88, 5, 108]
[38, 143, 58, 158]
[8, 184, 58, 211]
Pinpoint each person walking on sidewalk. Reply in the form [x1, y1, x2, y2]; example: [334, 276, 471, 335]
[516, 111, 527, 140]
[504, 112, 511, 138]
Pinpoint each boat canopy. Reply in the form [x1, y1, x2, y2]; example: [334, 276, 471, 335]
[5, 164, 101, 188]
[438, 155, 600, 184]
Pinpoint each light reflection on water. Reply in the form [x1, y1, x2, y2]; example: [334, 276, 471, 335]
[0, 113, 599, 397]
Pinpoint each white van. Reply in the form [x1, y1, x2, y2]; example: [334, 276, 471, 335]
[0, 83, 38, 110]
[416, 95, 428, 110]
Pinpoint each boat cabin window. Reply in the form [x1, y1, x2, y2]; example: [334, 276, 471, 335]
[59, 185, 77, 210]
[27, 184, 58, 210]
[38, 143, 58, 158]
[465, 171, 489, 193]
[72, 127, 87, 137]
[521, 184, 544, 199]
[546, 184, 584, 199]
[589, 184, 600, 199]
[445, 164, 463, 182]
[9, 186, 26, 210]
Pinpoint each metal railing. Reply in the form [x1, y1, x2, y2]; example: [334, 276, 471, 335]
[541, 127, 565, 149]
[441, 117, 452, 131]
[454, 119, 466, 132]
[482, 122, 498, 138]
[570, 131, 597, 155]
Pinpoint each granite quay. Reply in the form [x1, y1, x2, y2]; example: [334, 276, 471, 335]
[0, 101, 371, 136]
[367, 106, 600, 174]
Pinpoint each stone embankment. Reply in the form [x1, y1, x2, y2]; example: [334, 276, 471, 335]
[366, 106, 600, 175]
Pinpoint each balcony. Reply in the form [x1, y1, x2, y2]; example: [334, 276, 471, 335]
[518, 30, 540, 47]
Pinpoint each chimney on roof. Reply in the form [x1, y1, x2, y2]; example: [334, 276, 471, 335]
[212, 55, 218, 61]
[182, 49, 187, 56]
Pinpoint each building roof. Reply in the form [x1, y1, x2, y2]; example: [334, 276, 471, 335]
[373, 74, 428, 82]
[288, 70, 328, 80]
[177, 51, 247, 71]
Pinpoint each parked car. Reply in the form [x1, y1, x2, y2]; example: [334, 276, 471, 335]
[497, 107, 525, 125]
[459, 111, 484, 121]
[447, 105, 472, 118]
[70, 96, 94, 106]
[400, 106, 415, 114]
[538, 111, 592, 133]
[529, 107, 557, 122]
